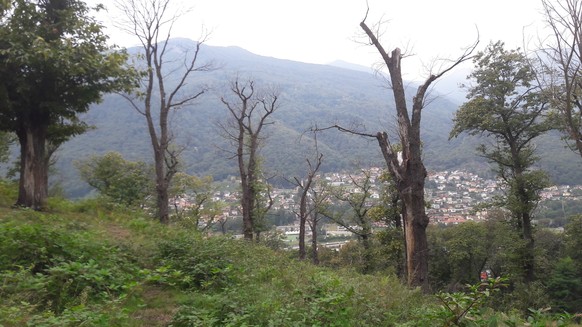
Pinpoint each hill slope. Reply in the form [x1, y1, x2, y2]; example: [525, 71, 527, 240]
[56, 39, 582, 197]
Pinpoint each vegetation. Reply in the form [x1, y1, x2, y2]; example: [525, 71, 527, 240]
[1, 183, 580, 326]
[451, 41, 552, 282]
[0, 0, 136, 209]
[2, 0, 582, 325]
[75, 152, 153, 207]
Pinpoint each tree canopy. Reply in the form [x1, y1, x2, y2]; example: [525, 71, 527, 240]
[0, 0, 136, 209]
[450, 41, 552, 282]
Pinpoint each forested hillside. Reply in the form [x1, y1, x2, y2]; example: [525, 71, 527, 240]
[55, 39, 582, 198]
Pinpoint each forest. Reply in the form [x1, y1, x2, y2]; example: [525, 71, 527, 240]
[1, 0, 582, 325]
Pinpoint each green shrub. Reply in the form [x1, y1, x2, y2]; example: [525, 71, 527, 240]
[0, 218, 139, 314]
[155, 235, 239, 290]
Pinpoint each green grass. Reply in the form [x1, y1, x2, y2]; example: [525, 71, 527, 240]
[0, 188, 579, 326]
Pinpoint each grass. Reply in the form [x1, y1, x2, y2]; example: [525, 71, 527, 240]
[0, 187, 579, 326]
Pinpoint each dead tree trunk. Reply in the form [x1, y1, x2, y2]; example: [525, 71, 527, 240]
[220, 78, 279, 241]
[116, 0, 212, 224]
[360, 15, 476, 291]
[293, 153, 323, 260]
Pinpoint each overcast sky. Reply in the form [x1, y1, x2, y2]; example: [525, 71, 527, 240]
[89, 0, 547, 81]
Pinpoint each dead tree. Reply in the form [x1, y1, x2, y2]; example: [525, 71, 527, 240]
[538, 0, 582, 158]
[308, 180, 330, 265]
[358, 14, 476, 290]
[316, 11, 476, 290]
[219, 78, 279, 241]
[115, 0, 213, 224]
[292, 153, 324, 260]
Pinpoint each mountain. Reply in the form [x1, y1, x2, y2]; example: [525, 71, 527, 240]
[55, 38, 582, 197]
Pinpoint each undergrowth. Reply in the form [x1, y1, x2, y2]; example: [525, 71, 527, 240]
[0, 191, 579, 326]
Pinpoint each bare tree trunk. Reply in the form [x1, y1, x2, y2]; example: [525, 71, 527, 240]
[220, 79, 279, 241]
[359, 15, 475, 291]
[294, 154, 323, 260]
[16, 123, 48, 210]
[311, 217, 319, 265]
[240, 170, 254, 240]
[402, 181, 429, 288]
[298, 195, 307, 259]
[116, 0, 211, 224]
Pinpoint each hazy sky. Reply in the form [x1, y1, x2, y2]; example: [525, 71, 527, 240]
[89, 0, 547, 81]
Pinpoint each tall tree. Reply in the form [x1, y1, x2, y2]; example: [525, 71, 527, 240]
[450, 41, 552, 282]
[323, 11, 476, 290]
[538, 0, 582, 158]
[116, 0, 213, 224]
[0, 0, 135, 209]
[219, 78, 278, 240]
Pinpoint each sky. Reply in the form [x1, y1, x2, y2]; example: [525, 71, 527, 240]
[88, 0, 547, 82]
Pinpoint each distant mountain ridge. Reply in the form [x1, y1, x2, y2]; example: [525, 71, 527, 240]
[55, 38, 582, 197]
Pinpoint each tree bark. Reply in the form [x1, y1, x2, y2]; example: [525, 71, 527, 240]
[401, 178, 430, 288]
[515, 171, 535, 282]
[16, 122, 49, 210]
[311, 217, 319, 265]
[298, 193, 307, 259]
[360, 16, 474, 291]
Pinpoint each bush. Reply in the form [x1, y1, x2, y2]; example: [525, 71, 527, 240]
[155, 235, 239, 290]
[0, 218, 139, 314]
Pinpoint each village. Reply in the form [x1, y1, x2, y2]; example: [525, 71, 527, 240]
[191, 168, 582, 243]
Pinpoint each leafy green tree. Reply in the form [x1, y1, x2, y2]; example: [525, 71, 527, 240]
[547, 257, 582, 313]
[0, 0, 135, 210]
[169, 172, 224, 232]
[450, 41, 552, 282]
[428, 213, 527, 292]
[76, 152, 153, 206]
[564, 214, 582, 270]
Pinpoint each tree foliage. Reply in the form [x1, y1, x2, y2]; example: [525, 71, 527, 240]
[0, 0, 136, 209]
[450, 41, 552, 282]
[169, 172, 224, 232]
[76, 152, 153, 206]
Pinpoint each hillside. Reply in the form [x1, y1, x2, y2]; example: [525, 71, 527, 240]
[0, 183, 423, 325]
[56, 38, 582, 197]
[1, 181, 579, 326]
